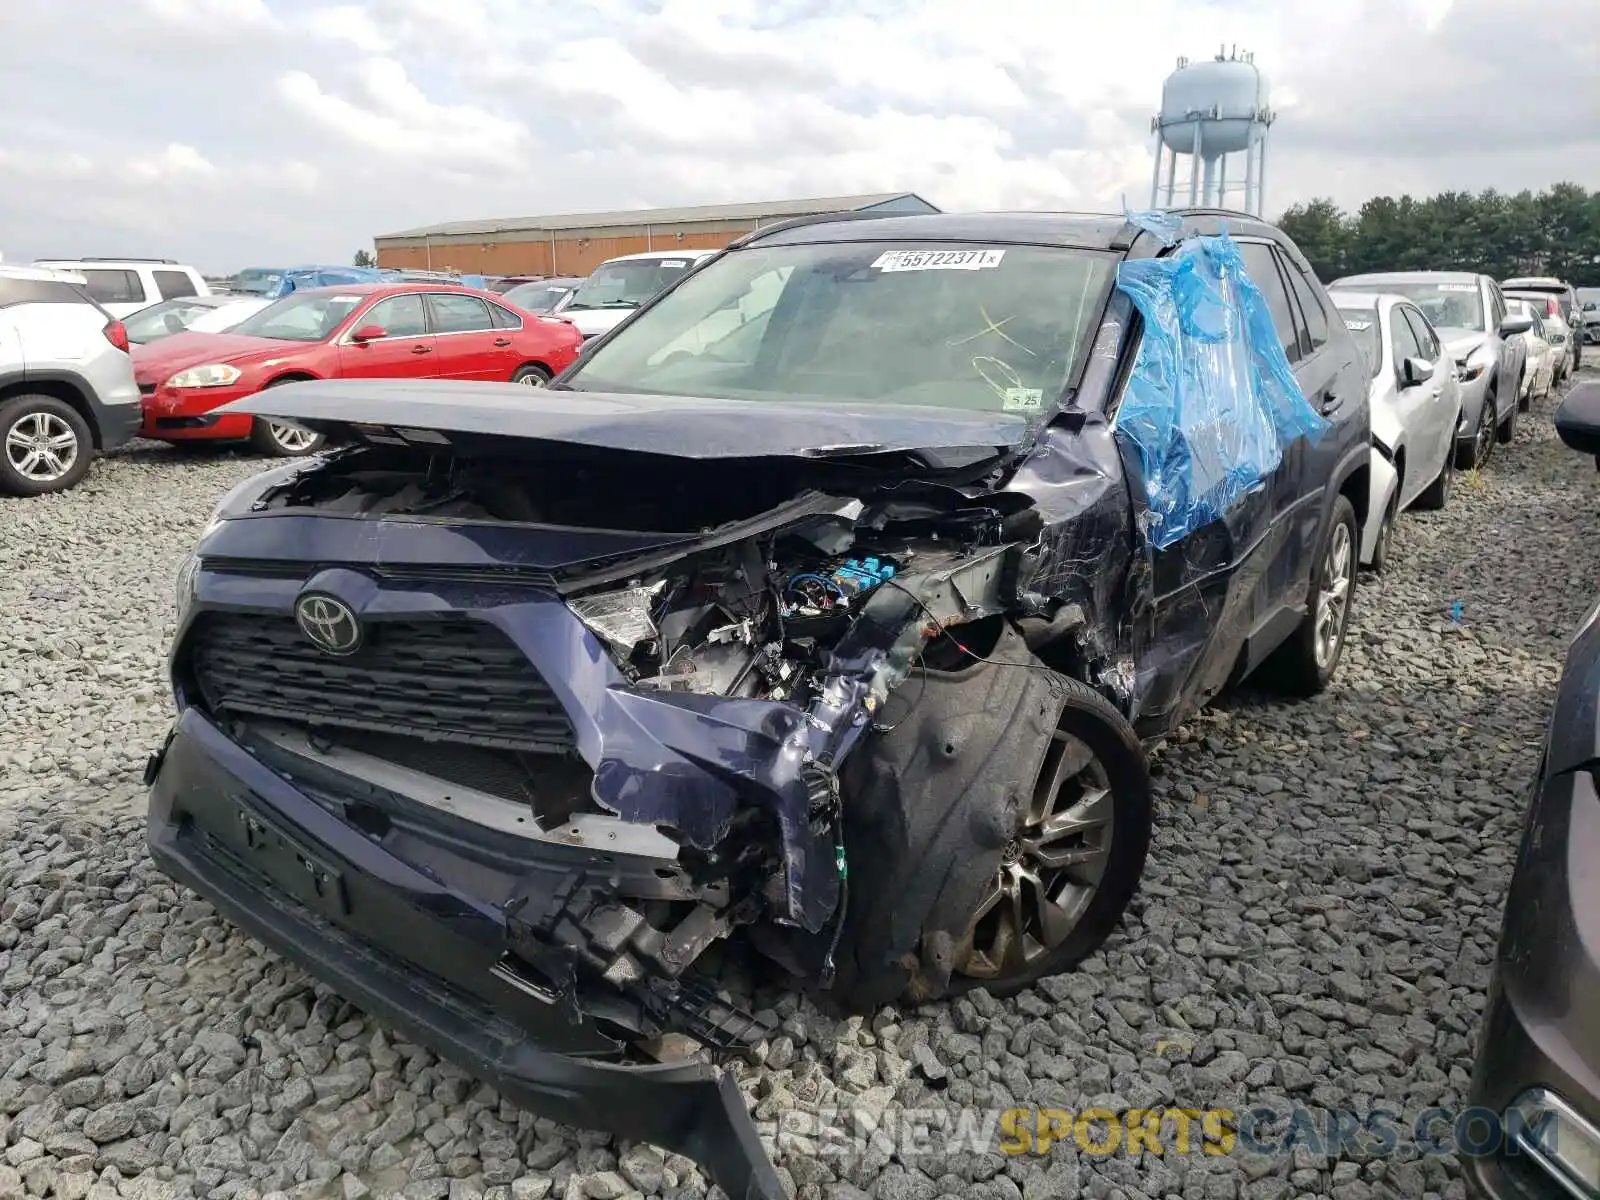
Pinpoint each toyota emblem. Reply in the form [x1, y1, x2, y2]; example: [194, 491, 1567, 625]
[294, 594, 362, 656]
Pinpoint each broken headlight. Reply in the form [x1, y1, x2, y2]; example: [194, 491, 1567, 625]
[568, 582, 665, 653]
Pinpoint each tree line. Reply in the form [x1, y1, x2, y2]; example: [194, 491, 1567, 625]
[1276, 182, 1600, 287]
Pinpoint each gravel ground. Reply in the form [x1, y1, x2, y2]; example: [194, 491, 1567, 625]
[3, 375, 1598, 1200]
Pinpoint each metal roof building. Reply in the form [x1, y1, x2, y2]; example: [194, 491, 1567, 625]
[372, 192, 939, 277]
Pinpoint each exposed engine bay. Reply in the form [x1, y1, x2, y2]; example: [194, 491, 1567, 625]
[208, 442, 1113, 1057]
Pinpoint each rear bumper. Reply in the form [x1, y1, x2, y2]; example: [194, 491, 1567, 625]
[146, 709, 784, 1200]
[1465, 767, 1600, 1199]
[95, 400, 143, 450]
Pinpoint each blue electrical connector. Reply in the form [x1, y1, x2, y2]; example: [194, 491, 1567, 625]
[831, 557, 896, 597]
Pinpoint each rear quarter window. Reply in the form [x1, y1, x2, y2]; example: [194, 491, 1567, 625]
[153, 270, 198, 299]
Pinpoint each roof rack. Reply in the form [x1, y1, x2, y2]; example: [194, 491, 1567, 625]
[68, 257, 180, 264]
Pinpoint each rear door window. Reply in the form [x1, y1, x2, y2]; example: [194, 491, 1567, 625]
[153, 270, 198, 299]
[77, 269, 146, 305]
[1237, 241, 1303, 364]
[488, 302, 523, 330]
[426, 293, 494, 333]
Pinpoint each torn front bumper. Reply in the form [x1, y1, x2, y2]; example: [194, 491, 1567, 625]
[145, 710, 785, 1200]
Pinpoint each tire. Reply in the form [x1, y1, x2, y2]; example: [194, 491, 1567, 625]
[1456, 389, 1496, 470]
[247, 379, 325, 457]
[511, 364, 552, 387]
[1367, 490, 1397, 574]
[0, 394, 94, 496]
[829, 625, 1151, 1010]
[1261, 493, 1358, 697]
[249, 417, 325, 457]
[1497, 396, 1518, 444]
[1413, 448, 1453, 511]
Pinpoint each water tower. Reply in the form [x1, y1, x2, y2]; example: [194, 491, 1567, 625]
[1149, 46, 1275, 216]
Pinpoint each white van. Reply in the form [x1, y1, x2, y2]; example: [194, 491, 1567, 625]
[31, 258, 211, 319]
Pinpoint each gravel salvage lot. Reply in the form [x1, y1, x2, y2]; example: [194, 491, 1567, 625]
[3, 376, 1599, 1200]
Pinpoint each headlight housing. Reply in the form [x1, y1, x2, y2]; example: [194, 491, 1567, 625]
[568, 583, 665, 653]
[174, 551, 200, 622]
[1508, 1089, 1600, 1198]
[166, 364, 242, 388]
[1455, 343, 1492, 382]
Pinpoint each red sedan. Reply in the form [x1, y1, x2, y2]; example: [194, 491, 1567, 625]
[133, 282, 583, 455]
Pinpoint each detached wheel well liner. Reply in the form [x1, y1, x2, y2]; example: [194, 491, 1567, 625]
[830, 623, 1150, 1010]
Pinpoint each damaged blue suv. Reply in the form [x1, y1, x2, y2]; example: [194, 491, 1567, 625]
[146, 209, 1370, 1199]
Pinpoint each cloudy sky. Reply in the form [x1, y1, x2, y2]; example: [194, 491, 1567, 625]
[3, 0, 1596, 274]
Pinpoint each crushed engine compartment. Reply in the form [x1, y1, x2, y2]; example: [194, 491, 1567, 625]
[224, 443, 1101, 1049]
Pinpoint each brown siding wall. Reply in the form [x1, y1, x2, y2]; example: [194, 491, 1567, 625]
[376, 227, 754, 277]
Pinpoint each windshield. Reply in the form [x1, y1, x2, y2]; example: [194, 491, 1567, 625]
[565, 258, 697, 311]
[124, 299, 215, 344]
[233, 268, 283, 296]
[565, 241, 1117, 412]
[1336, 305, 1381, 377]
[1357, 280, 1484, 332]
[188, 299, 269, 333]
[503, 282, 572, 313]
[228, 291, 363, 342]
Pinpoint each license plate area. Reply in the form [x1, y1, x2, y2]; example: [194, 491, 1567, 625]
[231, 795, 348, 918]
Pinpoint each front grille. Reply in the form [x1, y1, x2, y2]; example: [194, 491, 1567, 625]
[138, 383, 156, 395]
[188, 615, 576, 755]
[200, 558, 561, 589]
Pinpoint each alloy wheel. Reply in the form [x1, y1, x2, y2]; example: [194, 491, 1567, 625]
[1314, 519, 1353, 670]
[953, 728, 1114, 981]
[516, 372, 547, 388]
[268, 422, 319, 453]
[1474, 396, 1495, 467]
[4, 411, 79, 483]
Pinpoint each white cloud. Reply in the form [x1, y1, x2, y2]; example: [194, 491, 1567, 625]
[303, 5, 391, 52]
[127, 143, 216, 182]
[276, 58, 530, 167]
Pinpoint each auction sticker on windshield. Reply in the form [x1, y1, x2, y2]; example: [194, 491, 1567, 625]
[1436, 283, 1477, 292]
[872, 249, 1006, 273]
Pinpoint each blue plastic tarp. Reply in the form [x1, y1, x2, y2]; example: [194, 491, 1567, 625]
[268, 266, 390, 299]
[1113, 231, 1328, 549]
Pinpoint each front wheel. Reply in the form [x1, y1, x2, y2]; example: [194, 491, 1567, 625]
[1456, 390, 1496, 470]
[249, 417, 325, 457]
[1261, 493, 1358, 696]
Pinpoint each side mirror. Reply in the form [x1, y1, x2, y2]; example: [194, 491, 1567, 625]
[1554, 382, 1600, 458]
[350, 324, 387, 343]
[1499, 314, 1534, 337]
[1400, 357, 1434, 388]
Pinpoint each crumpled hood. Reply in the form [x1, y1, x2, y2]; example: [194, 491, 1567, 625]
[132, 331, 303, 385]
[223, 378, 1034, 464]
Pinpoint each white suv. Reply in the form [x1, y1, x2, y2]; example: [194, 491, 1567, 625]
[0, 265, 142, 495]
[31, 258, 210, 319]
